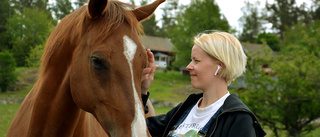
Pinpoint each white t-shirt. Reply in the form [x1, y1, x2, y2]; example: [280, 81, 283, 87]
[171, 92, 230, 136]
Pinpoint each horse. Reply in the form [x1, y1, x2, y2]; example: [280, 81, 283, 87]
[6, 0, 165, 136]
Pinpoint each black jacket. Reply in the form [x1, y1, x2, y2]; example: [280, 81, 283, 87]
[142, 93, 266, 137]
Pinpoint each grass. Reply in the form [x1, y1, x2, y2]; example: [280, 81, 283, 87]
[154, 106, 172, 115]
[0, 104, 20, 137]
[0, 85, 33, 99]
[149, 71, 197, 104]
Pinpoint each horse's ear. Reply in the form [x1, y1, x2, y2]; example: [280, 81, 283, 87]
[131, 0, 165, 21]
[88, 0, 108, 19]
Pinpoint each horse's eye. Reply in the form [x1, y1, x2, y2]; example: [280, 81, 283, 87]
[91, 56, 105, 69]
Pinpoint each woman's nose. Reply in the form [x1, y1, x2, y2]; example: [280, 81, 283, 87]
[186, 62, 192, 71]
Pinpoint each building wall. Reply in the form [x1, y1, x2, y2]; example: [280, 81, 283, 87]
[154, 52, 172, 68]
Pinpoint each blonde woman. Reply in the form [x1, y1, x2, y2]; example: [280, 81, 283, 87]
[141, 31, 266, 137]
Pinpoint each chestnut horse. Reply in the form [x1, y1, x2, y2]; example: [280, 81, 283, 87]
[6, 0, 165, 136]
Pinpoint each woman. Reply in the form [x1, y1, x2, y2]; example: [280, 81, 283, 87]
[141, 31, 266, 137]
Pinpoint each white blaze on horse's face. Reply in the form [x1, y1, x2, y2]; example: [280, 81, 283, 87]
[123, 35, 148, 137]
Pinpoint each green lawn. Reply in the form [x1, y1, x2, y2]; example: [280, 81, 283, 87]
[0, 104, 20, 137]
[149, 71, 198, 103]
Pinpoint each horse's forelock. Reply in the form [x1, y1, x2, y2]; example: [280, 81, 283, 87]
[86, 1, 142, 43]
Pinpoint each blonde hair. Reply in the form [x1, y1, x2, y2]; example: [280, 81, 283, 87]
[194, 31, 247, 85]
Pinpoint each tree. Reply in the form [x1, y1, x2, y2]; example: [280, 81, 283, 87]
[74, 0, 87, 9]
[6, 7, 53, 66]
[239, 1, 264, 43]
[311, 0, 320, 21]
[26, 44, 44, 67]
[283, 21, 320, 56]
[256, 32, 281, 51]
[234, 44, 320, 136]
[0, 51, 16, 92]
[170, 0, 230, 68]
[264, 0, 301, 39]
[160, 0, 178, 37]
[139, 0, 162, 36]
[11, 35, 35, 66]
[0, 0, 13, 51]
[129, 0, 136, 5]
[51, 0, 73, 21]
[10, 0, 49, 13]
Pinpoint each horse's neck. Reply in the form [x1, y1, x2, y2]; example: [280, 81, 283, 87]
[26, 69, 107, 137]
[28, 69, 83, 136]
[8, 68, 84, 136]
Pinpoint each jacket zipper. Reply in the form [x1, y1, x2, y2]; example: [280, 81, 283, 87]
[162, 102, 186, 137]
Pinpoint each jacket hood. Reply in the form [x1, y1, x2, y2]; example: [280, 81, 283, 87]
[222, 93, 267, 136]
[222, 93, 252, 112]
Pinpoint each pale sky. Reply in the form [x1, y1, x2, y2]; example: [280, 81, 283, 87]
[119, 0, 312, 32]
[119, 0, 265, 31]
[49, 0, 312, 32]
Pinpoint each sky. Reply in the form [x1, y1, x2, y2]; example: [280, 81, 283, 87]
[118, 0, 265, 31]
[49, 0, 312, 32]
[119, 0, 312, 32]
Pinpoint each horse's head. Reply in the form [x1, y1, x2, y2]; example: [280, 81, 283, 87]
[64, 0, 164, 136]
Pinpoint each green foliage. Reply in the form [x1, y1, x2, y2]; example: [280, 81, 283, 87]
[6, 7, 53, 66]
[26, 44, 44, 67]
[139, 0, 162, 36]
[256, 32, 281, 51]
[10, 0, 48, 10]
[283, 21, 320, 55]
[0, 51, 17, 92]
[160, 0, 178, 37]
[74, 0, 88, 9]
[265, 0, 301, 39]
[234, 44, 320, 137]
[11, 35, 35, 66]
[51, 0, 73, 21]
[141, 14, 162, 36]
[0, 0, 13, 52]
[170, 0, 230, 68]
[239, 1, 264, 43]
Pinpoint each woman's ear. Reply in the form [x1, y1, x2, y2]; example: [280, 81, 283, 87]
[214, 65, 221, 76]
[215, 62, 225, 76]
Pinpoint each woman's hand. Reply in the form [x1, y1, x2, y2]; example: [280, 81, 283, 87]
[141, 49, 158, 95]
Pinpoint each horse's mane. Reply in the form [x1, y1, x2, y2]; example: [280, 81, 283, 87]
[38, 0, 142, 83]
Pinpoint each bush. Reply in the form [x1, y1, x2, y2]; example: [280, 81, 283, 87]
[26, 44, 44, 67]
[0, 51, 17, 92]
[256, 32, 281, 51]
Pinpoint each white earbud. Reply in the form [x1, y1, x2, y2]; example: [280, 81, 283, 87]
[214, 65, 221, 76]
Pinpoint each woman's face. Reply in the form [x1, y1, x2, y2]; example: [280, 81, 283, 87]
[186, 45, 220, 91]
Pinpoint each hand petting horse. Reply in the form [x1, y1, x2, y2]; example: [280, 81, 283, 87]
[6, 0, 165, 136]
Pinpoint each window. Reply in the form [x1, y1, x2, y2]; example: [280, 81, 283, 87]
[155, 56, 159, 61]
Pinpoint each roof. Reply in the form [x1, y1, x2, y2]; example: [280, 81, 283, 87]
[139, 35, 175, 52]
[241, 43, 276, 57]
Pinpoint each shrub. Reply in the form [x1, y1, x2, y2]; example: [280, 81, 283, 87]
[0, 51, 17, 92]
[26, 44, 44, 67]
[256, 32, 281, 51]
